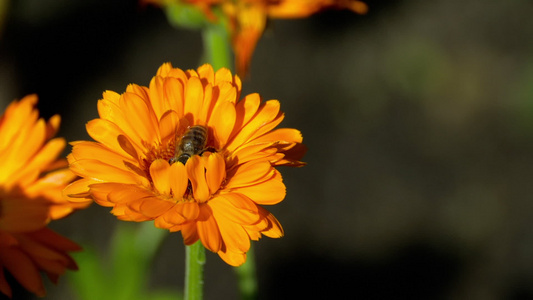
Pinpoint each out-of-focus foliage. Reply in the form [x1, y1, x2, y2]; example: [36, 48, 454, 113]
[68, 223, 180, 300]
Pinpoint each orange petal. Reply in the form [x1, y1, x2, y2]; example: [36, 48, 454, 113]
[229, 143, 278, 165]
[157, 62, 172, 77]
[149, 76, 165, 119]
[259, 207, 284, 238]
[162, 202, 200, 225]
[125, 83, 150, 101]
[249, 128, 303, 145]
[181, 221, 199, 245]
[97, 90, 120, 118]
[232, 171, 286, 205]
[218, 249, 246, 267]
[120, 92, 158, 144]
[69, 159, 145, 185]
[1, 247, 46, 296]
[183, 76, 204, 124]
[86, 119, 142, 158]
[208, 101, 236, 148]
[117, 134, 139, 160]
[150, 159, 171, 195]
[186, 156, 210, 203]
[233, 2, 266, 77]
[164, 77, 185, 117]
[28, 228, 81, 252]
[234, 93, 260, 128]
[169, 161, 188, 199]
[210, 194, 260, 225]
[217, 82, 238, 105]
[226, 99, 280, 152]
[196, 204, 221, 252]
[14, 234, 72, 268]
[159, 110, 180, 144]
[225, 160, 273, 188]
[154, 215, 175, 230]
[205, 153, 226, 194]
[212, 212, 250, 253]
[63, 178, 99, 202]
[90, 183, 153, 204]
[135, 197, 174, 218]
[5, 137, 66, 188]
[197, 64, 215, 84]
[70, 141, 137, 170]
[214, 67, 234, 85]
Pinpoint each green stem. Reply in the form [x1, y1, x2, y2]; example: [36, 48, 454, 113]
[184, 241, 206, 300]
[235, 245, 258, 300]
[201, 21, 232, 71]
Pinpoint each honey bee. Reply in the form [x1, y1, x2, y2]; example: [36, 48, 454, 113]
[170, 125, 208, 165]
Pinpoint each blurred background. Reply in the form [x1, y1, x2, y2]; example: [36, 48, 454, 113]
[1, 0, 533, 299]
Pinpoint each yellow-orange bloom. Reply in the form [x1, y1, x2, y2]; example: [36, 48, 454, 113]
[65, 63, 305, 266]
[0, 95, 85, 298]
[144, 0, 367, 76]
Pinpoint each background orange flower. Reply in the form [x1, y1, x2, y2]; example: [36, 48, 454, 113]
[0, 95, 85, 298]
[144, 0, 367, 76]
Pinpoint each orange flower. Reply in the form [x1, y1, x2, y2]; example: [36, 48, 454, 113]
[65, 63, 305, 266]
[143, 0, 367, 76]
[0, 95, 85, 298]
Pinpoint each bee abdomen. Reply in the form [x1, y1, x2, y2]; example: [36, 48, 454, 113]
[170, 125, 208, 165]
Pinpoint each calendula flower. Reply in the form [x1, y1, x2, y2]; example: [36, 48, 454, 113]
[0, 95, 85, 298]
[143, 0, 367, 76]
[65, 63, 305, 266]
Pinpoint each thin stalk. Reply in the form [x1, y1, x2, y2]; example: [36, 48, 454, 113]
[184, 241, 206, 300]
[201, 21, 232, 71]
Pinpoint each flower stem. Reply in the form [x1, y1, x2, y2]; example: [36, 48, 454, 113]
[201, 18, 232, 71]
[185, 241, 206, 300]
[235, 245, 258, 300]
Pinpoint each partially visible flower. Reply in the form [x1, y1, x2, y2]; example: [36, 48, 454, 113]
[143, 0, 367, 76]
[65, 63, 305, 266]
[0, 95, 86, 298]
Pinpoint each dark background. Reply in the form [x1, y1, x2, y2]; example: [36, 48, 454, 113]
[1, 0, 533, 299]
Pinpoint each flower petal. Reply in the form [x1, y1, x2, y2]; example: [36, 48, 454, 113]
[218, 249, 246, 267]
[69, 159, 146, 185]
[169, 161, 188, 199]
[1, 247, 46, 296]
[183, 76, 204, 124]
[205, 153, 226, 194]
[164, 77, 186, 117]
[196, 204, 221, 252]
[210, 194, 260, 225]
[135, 197, 174, 218]
[161, 202, 200, 225]
[150, 159, 171, 195]
[225, 160, 273, 188]
[226, 99, 281, 152]
[181, 222, 199, 245]
[63, 178, 99, 202]
[212, 211, 250, 253]
[186, 155, 210, 203]
[208, 101, 236, 148]
[232, 170, 286, 205]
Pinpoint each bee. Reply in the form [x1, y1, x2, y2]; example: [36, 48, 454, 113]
[170, 125, 208, 165]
